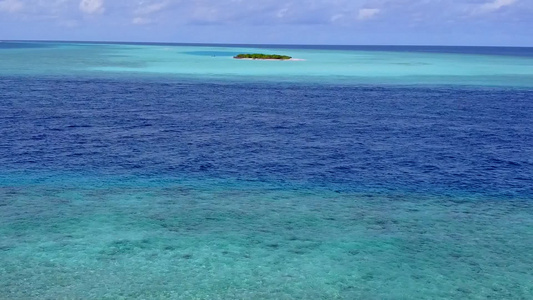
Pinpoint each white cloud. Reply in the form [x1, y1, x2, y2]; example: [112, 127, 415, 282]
[330, 14, 344, 23]
[276, 7, 289, 18]
[132, 17, 153, 25]
[358, 8, 380, 20]
[135, 2, 168, 15]
[0, 0, 24, 13]
[477, 0, 517, 13]
[79, 0, 104, 14]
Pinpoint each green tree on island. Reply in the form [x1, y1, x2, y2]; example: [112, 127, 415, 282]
[234, 53, 292, 60]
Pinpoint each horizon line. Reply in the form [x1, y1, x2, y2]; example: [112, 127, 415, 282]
[2, 39, 532, 49]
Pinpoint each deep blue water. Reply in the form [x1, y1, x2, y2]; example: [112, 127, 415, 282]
[1, 63, 532, 299]
[4, 41, 533, 57]
[1, 78, 532, 197]
[0, 42, 55, 49]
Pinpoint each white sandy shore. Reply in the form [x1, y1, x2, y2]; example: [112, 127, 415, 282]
[234, 58, 306, 61]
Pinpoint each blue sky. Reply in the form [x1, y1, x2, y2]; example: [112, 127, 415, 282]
[0, 0, 532, 46]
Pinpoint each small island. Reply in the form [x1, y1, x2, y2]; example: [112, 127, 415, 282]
[234, 53, 292, 60]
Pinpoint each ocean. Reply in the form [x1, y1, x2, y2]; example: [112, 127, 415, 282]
[0, 41, 532, 299]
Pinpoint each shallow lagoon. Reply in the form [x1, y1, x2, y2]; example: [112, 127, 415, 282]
[1, 178, 531, 299]
[1, 42, 533, 87]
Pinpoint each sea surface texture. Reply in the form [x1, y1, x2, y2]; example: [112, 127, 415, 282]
[0, 42, 532, 299]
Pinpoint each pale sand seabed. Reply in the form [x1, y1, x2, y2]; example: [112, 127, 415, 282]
[1, 177, 532, 299]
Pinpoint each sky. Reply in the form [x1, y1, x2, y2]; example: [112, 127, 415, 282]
[0, 0, 532, 46]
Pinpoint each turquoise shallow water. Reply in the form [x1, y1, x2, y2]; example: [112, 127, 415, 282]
[1, 42, 532, 299]
[1, 41, 533, 87]
[1, 177, 532, 299]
